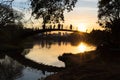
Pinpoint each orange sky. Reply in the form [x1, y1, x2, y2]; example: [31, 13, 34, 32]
[64, 0, 102, 32]
[13, 0, 103, 32]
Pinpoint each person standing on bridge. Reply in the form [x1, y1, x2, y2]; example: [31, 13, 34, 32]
[70, 24, 73, 30]
[53, 24, 56, 29]
[49, 24, 52, 29]
[42, 24, 46, 29]
[58, 23, 61, 29]
[61, 24, 63, 29]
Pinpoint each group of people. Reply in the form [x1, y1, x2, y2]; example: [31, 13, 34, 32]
[42, 24, 73, 30]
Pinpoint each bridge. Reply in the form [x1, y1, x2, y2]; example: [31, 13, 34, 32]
[21, 28, 81, 38]
[33, 29, 80, 35]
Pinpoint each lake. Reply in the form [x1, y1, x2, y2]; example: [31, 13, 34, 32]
[26, 40, 96, 67]
[0, 38, 96, 80]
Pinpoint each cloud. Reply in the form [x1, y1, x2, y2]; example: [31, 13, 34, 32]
[80, 0, 97, 2]
[75, 7, 97, 11]
[75, 0, 98, 10]
[13, 0, 28, 3]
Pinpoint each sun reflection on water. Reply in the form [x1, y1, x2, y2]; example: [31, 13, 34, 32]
[77, 42, 96, 53]
[78, 43, 86, 53]
[26, 42, 96, 67]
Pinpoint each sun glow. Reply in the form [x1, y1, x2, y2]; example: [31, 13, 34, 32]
[78, 43, 86, 53]
[78, 23, 87, 32]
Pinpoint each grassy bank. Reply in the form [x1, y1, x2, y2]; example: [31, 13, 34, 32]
[45, 50, 120, 80]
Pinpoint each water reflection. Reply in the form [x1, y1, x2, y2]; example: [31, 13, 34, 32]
[0, 39, 96, 80]
[26, 41, 96, 67]
[36, 40, 68, 49]
[78, 43, 86, 53]
[0, 55, 23, 80]
[78, 42, 96, 53]
[0, 49, 61, 80]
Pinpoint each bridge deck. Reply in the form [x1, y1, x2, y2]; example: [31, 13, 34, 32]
[36, 29, 79, 33]
[21, 29, 82, 38]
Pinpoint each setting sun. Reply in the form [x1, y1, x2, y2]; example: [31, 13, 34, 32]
[78, 23, 87, 32]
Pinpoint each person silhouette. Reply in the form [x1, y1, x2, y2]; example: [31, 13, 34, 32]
[70, 24, 72, 30]
[58, 23, 61, 29]
[50, 25, 52, 29]
[53, 25, 56, 29]
[42, 24, 46, 29]
[61, 24, 63, 29]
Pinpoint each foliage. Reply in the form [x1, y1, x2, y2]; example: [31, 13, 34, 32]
[0, 0, 25, 42]
[0, 1, 23, 26]
[0, 56, 23, 80]
[30, 0, 77, 24]
[89, 30, 110, 45]
[98, 0, 120, 31]
[98, 0, 120, 44]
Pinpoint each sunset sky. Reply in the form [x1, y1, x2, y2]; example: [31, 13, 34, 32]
[12, 0, 102, 32]
[64, 0, 100, 32]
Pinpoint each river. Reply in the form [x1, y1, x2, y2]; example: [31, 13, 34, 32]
[26, 41, 96, 67]
[0, 38, 96, 80]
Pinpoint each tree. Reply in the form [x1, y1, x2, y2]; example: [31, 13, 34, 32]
[98, 0, 120, 45]
[0, 0, 23, 26]
[30, 0, 77, 24]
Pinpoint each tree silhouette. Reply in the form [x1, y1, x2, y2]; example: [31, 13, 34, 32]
[98, 0, 120, 44]
[0, 1, 23, 26]
[30, 0, 77, 24]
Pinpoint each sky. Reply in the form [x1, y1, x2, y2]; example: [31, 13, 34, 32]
[64, 0, 100, 31]
[11, 0, 102, 32]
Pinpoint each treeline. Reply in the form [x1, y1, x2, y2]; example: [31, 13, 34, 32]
[87, 30, 111, 46]
[0, 23, 33, 44]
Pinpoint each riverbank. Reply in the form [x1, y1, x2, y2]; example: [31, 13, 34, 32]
[45, 50, 120, 80]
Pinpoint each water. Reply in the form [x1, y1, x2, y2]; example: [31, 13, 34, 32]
[0, 55, 53, 80]
[26, 41, 96, 67]
[0, 39, 96, 80]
